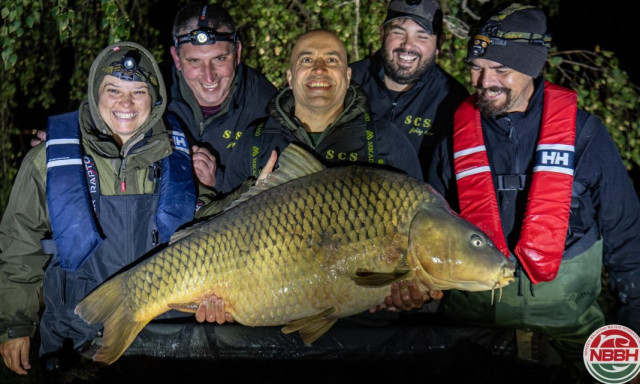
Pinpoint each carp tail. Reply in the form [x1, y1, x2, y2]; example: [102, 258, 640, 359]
[74, 272, 148, 365]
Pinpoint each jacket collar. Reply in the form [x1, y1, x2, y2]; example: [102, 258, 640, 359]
[268, 84, 369, 131]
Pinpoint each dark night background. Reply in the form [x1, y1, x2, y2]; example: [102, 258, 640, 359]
[553, 0, 639, 85]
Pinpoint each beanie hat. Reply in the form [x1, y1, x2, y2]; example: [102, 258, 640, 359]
[384, 0, 443, 35]
[467, 3, 551, 77]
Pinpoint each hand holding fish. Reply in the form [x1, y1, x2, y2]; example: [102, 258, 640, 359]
[257, 150, 278, 185]
[195, 295, 235, 324]
[369, 281, 442, 313]
[74, 145, 515, 365]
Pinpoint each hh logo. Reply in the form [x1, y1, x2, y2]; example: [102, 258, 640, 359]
[536, 145, 574, 172]
[169, 130, 190, 154]
[540, 150, 570, 166]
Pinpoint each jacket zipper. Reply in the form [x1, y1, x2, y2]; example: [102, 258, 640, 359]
[120, 158, 127, 192]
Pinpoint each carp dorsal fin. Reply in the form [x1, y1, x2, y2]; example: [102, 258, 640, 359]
[351, 267, 412, 287]
[223, 144, 326, 212]
[281, 307, 337, 345]
[167, 214, 212, 244]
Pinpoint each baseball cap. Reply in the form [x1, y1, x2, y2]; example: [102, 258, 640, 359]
[384, 0, 443, 35]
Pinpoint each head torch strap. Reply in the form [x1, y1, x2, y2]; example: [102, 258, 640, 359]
[174, 29, 237, 47]
[481, 4, 551, 48]
[493, 30, 552, 47]
[198, 5, 208, 29]
[471, 28, 551, 57]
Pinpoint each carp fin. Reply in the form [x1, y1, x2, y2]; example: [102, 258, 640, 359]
[281, 307, 337, 345]
[167, 302, 200, 313]
[224, 144, 326, 212]
[168, 219, 210, 245]
[351, 268, 412, 287]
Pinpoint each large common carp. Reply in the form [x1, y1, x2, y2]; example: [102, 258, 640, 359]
[75, 144, 515, 365]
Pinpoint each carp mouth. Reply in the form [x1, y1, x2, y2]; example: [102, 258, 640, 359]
[490, 265, 516, 305]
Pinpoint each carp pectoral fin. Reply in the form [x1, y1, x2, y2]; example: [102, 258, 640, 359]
[351, 268, 412, 287]
[167, 302, 200, 313]
[298, 318, 338, 345]
[281, 307, 338, 345]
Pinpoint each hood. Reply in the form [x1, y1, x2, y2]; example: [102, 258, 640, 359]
[86, 41, 167, 153]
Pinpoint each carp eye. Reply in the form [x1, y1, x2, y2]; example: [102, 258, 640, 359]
[470, 234, 484, 247]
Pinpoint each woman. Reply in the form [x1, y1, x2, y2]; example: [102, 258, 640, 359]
[0, 41, 196, 375]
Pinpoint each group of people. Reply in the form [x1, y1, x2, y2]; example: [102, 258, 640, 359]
[1, 0, 638, 382]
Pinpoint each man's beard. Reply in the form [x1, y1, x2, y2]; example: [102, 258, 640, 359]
[381, 44, 435, 85]
[476, 86, 512, 117]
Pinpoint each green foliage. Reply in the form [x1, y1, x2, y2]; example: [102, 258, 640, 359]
[223, 0, 388, 87]
[545, 48, 640, 170]
[0, 0, 639, 217]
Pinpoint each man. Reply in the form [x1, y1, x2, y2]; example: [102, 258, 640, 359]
[169, 3, 276, 194]
[351, 0, 468, 312]
[427, 2, 640, 373]
[350, 0, 469, 180]
[221, 29, 423, 194]
[202, 29, 427, 327]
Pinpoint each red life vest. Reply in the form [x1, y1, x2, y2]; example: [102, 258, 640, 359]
[453, 82, 577, 284]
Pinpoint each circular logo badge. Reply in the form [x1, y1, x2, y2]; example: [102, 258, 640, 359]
[584, 324, 640, 384]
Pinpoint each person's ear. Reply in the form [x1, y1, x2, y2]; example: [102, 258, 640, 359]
[170, 46, 182, 71]
[235, 41, 243, 65]
[436, 33, 444, 55]
[286, 68, 292, 87]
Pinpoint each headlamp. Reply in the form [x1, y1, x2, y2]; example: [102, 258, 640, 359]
[470, 21, 551, 58]
[122, 56, 137, 71]
[174, 28, 238, 47]
[103, 51, 157, 87]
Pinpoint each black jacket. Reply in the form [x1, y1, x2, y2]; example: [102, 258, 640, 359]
[167, 63, 276, 192]
[350, 51, 469, 178]
[220, 85, 423, 194]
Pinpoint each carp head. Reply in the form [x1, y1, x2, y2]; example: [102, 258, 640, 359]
[408, 196, 515, 294]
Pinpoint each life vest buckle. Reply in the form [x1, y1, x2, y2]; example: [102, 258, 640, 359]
[496, 174, 527, 191]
